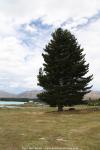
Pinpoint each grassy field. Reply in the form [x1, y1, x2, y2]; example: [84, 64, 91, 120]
[0, 106, 100, 150]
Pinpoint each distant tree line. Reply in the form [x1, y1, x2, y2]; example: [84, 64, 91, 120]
[0, 98, 32, 102]
[86, 98, 100, 106]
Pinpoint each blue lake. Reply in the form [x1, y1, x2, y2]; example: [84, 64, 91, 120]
[0, 101, 26, 108]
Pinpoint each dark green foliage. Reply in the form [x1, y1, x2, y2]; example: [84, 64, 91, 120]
[37, 28, 93, 110]
[0, 98, 32, 102]
[87, 99, 100, 106]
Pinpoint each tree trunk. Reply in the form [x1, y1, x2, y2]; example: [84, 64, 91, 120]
[58, 105, 63, 112]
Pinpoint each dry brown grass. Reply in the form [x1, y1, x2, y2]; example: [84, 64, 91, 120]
[0, 106, 100, 150]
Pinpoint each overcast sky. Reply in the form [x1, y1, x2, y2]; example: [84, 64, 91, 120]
[0, 0, 100, 93]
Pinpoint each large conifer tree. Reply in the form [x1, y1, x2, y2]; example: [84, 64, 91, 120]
[37, 28, 93, 111]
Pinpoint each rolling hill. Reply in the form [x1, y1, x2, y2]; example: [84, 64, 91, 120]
[0, 91, 16, 98]
[0, 90, 100, 100]
[17, 90, 41, 99]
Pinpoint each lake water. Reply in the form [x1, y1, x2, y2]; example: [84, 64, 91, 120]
[0, 101, 26, 108]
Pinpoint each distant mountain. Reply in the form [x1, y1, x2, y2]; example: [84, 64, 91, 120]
[0, 90, 41, 99]
[17, 90, 41, 99]
[0, 90, 100, 100]
[84, 91, 100, 100]
[0, 90, 16, 98]
[18, 90, 100, 100]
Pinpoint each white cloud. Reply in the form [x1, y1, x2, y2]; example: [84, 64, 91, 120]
[0, 0, 100, 92]
[0, 0, 100, 25]
[0, 35, 43, 92]
[74, 19, 100, 90]
[25, 24, 37, 33]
